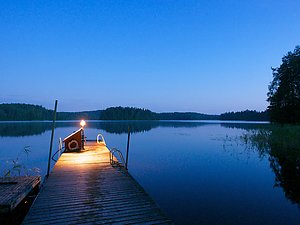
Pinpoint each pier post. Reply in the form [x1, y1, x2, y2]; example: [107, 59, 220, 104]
[46, 100, 58, 178]
[125, 126, 131, 170]
[81, 128, 85, 150]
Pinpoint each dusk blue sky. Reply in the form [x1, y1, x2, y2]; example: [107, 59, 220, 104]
[1, 1, 299, 114]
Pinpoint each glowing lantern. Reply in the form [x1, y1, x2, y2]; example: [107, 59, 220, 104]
[80, 120, 86, 128]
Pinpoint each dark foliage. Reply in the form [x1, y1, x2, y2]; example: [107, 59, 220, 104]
[267, 46, 300, 124]
[56, 110, 102, 120]
[0, 103, 53, 121]
[0, 103, 102, 121]
[220, 110, 269, 121]
[100, 107, 157, 120]
[0, 103, 270, 122]
[100, 107, 220, 121]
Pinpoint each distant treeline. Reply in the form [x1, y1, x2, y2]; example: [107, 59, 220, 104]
[57, 110, 101, 120]
[219, 110, 269, 121]
[0, 103, 101, 121]
[100, 107, 219, 120]
[100, 107, 268, 121]
[0, 103, 269, 121]
[100, 107, 156, 120]
[0, 104, 53, 121]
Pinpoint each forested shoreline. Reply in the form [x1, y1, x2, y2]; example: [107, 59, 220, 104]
[219, 110, 269, 121]
[0, 103, 102, 121]
[0, 104, 268, 121]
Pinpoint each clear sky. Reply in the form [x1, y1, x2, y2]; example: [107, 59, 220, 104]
[1, 0, 299, 114]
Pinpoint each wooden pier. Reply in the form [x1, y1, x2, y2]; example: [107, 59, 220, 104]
[23, 142, 172, 224]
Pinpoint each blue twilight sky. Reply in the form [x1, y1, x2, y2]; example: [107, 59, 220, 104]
[1, 0, 299, 114]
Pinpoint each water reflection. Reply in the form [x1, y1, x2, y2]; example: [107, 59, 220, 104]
[221, 122, 271, 131]
[1, 121, 299, 208]
[0, 121, 79, 137]
[99, 121, 213, 134]
[1, 121, 299, 224]
[0, 122, 52, 137]
[239, 124, 300, 208]
[0, 120, 220, 137]
[95, 121, 158, 134]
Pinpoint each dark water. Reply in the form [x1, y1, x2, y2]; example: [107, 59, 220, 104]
[0, 121, 299, 224]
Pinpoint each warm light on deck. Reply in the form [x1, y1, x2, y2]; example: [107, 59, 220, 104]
[80, 120, 86, 128]
[58, 143, 108, 165]
[74, 154, 94, 164]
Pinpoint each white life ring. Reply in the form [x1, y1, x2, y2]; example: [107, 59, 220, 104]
[68, 140, 79, 151]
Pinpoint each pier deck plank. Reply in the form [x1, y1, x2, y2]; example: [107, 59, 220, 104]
[22, 142, 172, 224]
[0, 176, 40, 213]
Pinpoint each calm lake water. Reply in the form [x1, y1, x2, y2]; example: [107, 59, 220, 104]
[0, 121, 299, 224]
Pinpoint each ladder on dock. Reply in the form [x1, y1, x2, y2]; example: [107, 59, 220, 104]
[23, 141, 172, 224]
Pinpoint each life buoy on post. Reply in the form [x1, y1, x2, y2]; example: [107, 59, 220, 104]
[68, 140, 79, 151]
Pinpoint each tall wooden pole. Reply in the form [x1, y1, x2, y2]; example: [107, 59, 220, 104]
[46, 100, 58, 178]
[125, 126, 131, 170]
[81, 128, 85, 150]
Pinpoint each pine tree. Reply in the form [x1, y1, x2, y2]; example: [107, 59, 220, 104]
[267, 46, 300, 123]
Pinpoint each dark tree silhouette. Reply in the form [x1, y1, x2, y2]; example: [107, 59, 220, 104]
[0, 103, 53, 121]
[0, 103, 101, 121]
[100, 107, 157, 120]
[220, 110, 269, 121]
[267, 46, 300, 123]
[0, 104, 268, 121]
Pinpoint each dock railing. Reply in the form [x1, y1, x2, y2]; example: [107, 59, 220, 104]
[96, 133, 127, 169]
[109, 147, 126, 168]
[97, 133, 106, 145]
[51, 138, 65, 162]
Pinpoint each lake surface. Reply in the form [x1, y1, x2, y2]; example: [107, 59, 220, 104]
[0, 121, 299, 224]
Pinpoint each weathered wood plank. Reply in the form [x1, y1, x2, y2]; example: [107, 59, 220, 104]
[22, 142, 172, 224]
[0, 176, 40, 213]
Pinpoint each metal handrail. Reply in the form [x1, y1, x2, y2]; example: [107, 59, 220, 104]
[58, 137, 63, 156]
[51, 138, 65, 162]
[96, 133, 126, 169]
[109, 147, 126, 168]
[97, 134, 106, 145]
